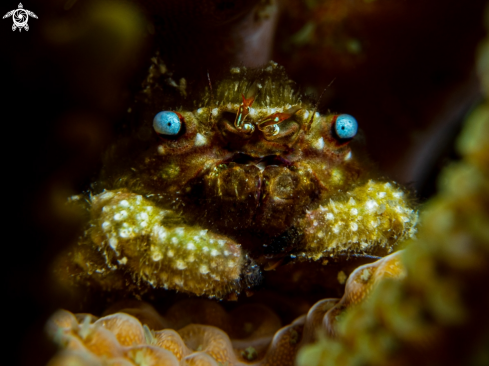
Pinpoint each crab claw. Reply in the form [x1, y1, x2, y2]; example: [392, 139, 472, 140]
[59, 190, 262, 299]
[299, 180, 418, 259]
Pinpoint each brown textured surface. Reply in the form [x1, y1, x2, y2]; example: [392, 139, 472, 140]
[141, 0, 279, 75]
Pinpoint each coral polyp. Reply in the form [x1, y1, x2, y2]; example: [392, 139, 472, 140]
[47, 252, 405, 366]
[55, 61, 417, 299]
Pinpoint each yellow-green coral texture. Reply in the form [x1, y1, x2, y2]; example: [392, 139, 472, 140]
[298, 12, 489, 364]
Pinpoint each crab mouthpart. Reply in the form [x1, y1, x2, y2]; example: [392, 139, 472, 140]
[223, 153, 292, 171]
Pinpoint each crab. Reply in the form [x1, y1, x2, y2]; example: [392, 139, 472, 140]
[58, 62, 417, 299]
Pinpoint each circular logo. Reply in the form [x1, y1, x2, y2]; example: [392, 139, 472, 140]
[12, 9, 28, 28]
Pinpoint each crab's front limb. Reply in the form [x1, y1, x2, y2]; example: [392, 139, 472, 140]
[299, 180, 418, 259]
[63, 190, 259, 298]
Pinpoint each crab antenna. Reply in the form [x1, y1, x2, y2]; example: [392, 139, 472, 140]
[207, 70, 214, 125]
[306, 78, 335, 133]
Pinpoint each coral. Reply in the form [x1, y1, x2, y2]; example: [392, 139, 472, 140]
[297, 10, 489, 364]
[55, 62, 417, 299]
[46, 252, 404, 365]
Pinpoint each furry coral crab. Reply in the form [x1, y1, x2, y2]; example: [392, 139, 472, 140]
[56, 61, 417, 299]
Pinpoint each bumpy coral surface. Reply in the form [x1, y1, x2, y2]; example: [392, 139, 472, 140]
[47, 252, 404, 366]
[55, 62, 417, 299]
[297, 13, 489, 364]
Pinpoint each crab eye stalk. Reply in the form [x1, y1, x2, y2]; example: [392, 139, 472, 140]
[334, 114, 358, 140]
[153, 111, 182, 136]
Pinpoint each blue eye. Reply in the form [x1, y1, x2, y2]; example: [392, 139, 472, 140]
[335, 114, 358, 140]
[153, 111, 182, 136]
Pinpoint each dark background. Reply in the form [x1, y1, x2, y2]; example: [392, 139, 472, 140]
[1, 0, 487, 364]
